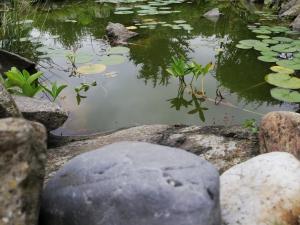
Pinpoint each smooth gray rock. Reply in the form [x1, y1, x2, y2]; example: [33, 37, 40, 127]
[0, 118, 47, 225]
[13, 96, 68, 131]
[106, 22, 138, 44]
[0, 82, 22, 118]
[40, 142, 221, 225]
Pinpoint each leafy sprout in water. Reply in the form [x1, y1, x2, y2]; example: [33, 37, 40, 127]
[242, 119, 258, 134]
[42, 82, 68, 101]
[74, 81, 97, 105]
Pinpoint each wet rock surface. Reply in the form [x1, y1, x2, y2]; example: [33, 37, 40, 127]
[0, 83, 22, 118]
[0, 118, 47, 225]
[203, 8, 221, 18]
[106, 22, 138, 44]
[46, 124, 258, 181]
[13, 96, 68, 132]
[40, 142, 221, 225]
[221, 152, 300, 225]
[259, 111, 300, 159]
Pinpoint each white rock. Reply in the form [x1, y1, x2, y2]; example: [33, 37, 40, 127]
[221, 152, 300, 225]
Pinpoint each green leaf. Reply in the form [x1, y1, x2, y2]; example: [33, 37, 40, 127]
[265, 73, 300, 89]
[270, 87, 300, 102]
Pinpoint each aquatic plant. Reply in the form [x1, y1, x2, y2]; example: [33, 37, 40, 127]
[74, 81, 97, 105]
[166, 56, 213, 96]
[0, 67, 67, 101]
[236, 24, 300, 103]
[42, 82, 67, 101]
[2, 67, 43, 97]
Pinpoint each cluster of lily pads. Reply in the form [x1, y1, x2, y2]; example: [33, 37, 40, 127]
[236, 24, 300, 103]
[37, 45, 130, 75]
[130, 18, 193, 31]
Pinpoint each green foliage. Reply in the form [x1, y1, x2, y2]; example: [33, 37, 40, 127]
[1, 67, 67, 101]
[3, 67, 43, 97]
[42, 82, 67, 101]
[166, 56, 213, 95]
[74, 81, 97, 105]
[242, 119, 258, 134]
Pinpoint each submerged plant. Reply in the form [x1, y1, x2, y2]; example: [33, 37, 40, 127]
[242, 119, 258, 134]
[74, 81, 97, 104]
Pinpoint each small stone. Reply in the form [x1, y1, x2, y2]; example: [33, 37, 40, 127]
[0, 82, 22, 118]
[221, 152, 300, 225]
[259, 111, 300, 159]
[13, 95, 68, 131]
[203, 8, 221, 18]
[40, 142, 221, 225]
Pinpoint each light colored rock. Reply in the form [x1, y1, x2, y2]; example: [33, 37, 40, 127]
[13, 95, 68, 131]
[203, 8, 221, 18]
[221, 152, 300, 225]
[292, 14, 300, 31]
[280, 3, 300, 17]
[0, 82, 22, 118]
[259, 111, 300, 159]
[40, 142, 221, 225]
[106, 22, 138, 44]
[0, 118, 47, 225]
[46, 125, 258, 181]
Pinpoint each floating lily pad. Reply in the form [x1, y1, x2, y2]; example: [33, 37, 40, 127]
[260, 51, 278, 57]
[258, 55, 279, 62]
[270, 66, 294, 74]
[114, 10, 134, 14]
[173, 20, 186, 24]
[276, 60, 300, 70]
[256, 35, 270, 39]
[107, 46, 130, 54]
[100, 55, 126, 65]
[271, 43, 295, 52]
[273, 37, 293, 43]
[262, 39, 279, 45]
[77, 64, 106, 75]
[75, 54, 94, 64]
[265, 73, 300, 89]
[271, 87, 300, 102]
[236, 44, 252, 49]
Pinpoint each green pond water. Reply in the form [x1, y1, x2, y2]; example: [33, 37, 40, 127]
[1, 0, 297, 135]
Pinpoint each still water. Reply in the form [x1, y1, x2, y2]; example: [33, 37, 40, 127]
[1, 0, 295, 135]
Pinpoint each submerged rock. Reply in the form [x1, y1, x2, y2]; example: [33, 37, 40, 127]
[203, 8, 221, 18]
[259, 111, 300, 159]
[13, 96, 68, 132]
[106, 22, 138, 45]
[40, 142, 221, 225]
[0, 49, 36, 74]
[0, 118, 47, 225]
[221, 152, 300, 225]
[0, 82, 22, 118]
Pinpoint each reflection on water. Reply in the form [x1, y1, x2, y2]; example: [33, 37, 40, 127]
[0, 0, 294, 135]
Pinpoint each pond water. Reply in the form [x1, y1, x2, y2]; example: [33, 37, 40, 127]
[1, 0, 297, 135]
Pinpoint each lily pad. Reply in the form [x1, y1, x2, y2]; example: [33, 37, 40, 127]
[256, 35, 270, 39]
[260, 51, 278, 57]
[236, 44, 252, 49]
[265, 73, 300, 89]
[272, 37, 293, 43]
[77, 64, 106, 75]
[270, 87, 300, 102]
[270, 66, 294, 74]
[107, 46, 130, 54]
[100, 55, 126, 65]
[257, 56, 279, 62]
[276, 60, 300, 70]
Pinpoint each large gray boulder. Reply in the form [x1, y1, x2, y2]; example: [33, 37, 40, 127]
[40, 142, 221, 225]
[13, 95, 68, 131]
[0, 118, 47, 225]
[0, 82, 22, 118]
[106, 22, 138, 45]
[221, 152, 300, 225]
[292, 14, 300, 31]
